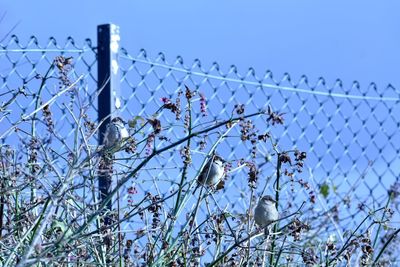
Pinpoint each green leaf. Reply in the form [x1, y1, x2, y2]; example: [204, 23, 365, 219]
[320, 183, 330, 198]
[332, 185, 337, 193]
[51, 220, 73, 238]
[51, 220, 67, 233]
[128, 116, 145, 128]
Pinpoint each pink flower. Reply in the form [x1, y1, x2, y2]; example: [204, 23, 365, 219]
[200, 93, 207, 117]
[161, 97, 171, 104]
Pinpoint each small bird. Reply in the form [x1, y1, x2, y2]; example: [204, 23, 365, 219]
[193, 155, 225, 194]
[103, 117, 129, 148]
[254, 195, 279, 236]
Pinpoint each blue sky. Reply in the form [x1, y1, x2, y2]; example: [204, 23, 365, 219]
[2, 0, 400, 89]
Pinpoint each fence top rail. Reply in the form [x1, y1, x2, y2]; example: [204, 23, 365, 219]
[1, 35, 399, 103]
[122, 54, 400, 102]
[0, 48, 90, 53]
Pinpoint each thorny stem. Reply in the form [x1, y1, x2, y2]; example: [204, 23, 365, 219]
[4, 198, 50, 266]
[208, 202, 305, 267]
[8, 197, 51, 267]
[269, 152, 282, 266]
[0, 86, 27, 112]
[65, 194, 165, 240]
[152, 125, 243, 265]
[17, 111, 264, 265]
[7, 77, 83, 266]
[29, 64, 54, 217]
[172, 97, 192, 224]
[158, 97, 193, 258]
[32, 193, 177, 266]
[372, 193, 392, 249]
[0, 76, 83, 140]
[31, 64, 54, 138]
[65, 104, 100, 231]
[274, 235, 287, 267]
[245, 189, 254, 263]
[117, 178, 123, 267]
[373, 228, 400, 265]
[0, 149, 9, 240]
[151, 100, 193, 257]
[329, 206, 385, 265]
[177, 122, 239, 261]
[151, 120, 236, 252]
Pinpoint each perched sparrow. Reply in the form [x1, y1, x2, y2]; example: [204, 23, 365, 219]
[193, 155, 225, 194]
[103, 117, 129, 148]
[254, 195, 279, 235]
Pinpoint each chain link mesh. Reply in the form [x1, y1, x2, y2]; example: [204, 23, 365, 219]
[118, 47, 400, 223]
[1, 35, 399, 264]
[0, 35, 97, 152]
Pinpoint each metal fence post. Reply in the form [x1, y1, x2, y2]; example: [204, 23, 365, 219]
[97, 24, 121, 221]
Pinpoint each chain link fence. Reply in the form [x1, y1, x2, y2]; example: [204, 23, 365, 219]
[118, 44, 400, 255]
[1, 25, 400, 264]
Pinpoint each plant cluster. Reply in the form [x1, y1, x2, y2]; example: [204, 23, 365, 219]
[0, 56, 398, 266]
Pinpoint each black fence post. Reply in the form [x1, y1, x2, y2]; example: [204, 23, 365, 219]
[97, 24, 121, 222]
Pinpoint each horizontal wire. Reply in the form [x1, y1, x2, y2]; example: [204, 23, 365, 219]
[121, 55, 400, 102]
[0, 48, 90, 53]
[1, 47, 398, 102]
